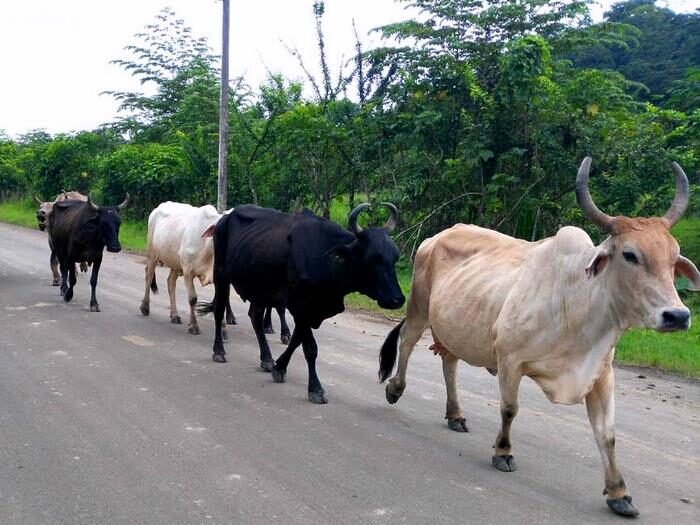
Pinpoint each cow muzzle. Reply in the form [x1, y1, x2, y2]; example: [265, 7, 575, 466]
[657, 307, 691, 331]
[378, 296, 405, 310]
[106, 245, 122, 253]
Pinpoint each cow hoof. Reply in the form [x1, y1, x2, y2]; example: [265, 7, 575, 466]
[271, 367, 286, 383]
[226, 313, 237, 325]
[492, 454, 517, 472]
[212, 353, 227, 363]
[264, 327, 274, 334]
[260, 360, 275, 372]
[90, 304, 101, 313]
[607, 495, 639, 517]
[140, 304, 149, 316]
[280, 334, 291, 345]
[188, 325, 200, 335]
[448, 417, 469, 432]
[63, 290, 73, 302]
[171, 316, 182, 324]
[308, 391, 328, 404]
[385, 384, 403, 404]
[52, 280, 60, 287]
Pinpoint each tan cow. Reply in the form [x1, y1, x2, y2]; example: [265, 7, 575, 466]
[379, 157, 700, 517]
[35, 191, 88, 285]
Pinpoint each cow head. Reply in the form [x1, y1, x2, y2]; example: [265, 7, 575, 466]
[577, 157, 699, 331]
[35, 190, 82, 231]
[87, 193, 130, 253]
[35, 196, 53, 231]
[330, 203, 405, 309]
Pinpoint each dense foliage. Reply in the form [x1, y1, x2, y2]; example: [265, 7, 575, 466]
[1, 1, 698, 255]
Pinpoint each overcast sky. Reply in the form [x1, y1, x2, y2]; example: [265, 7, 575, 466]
[0, 0, 695, 138]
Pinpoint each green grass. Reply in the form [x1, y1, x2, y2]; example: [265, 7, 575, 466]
[2, 197, 699, 376]
[118, 219, 148, 252]
[616, 294, 700, 378]
[0, 197, 38, 228]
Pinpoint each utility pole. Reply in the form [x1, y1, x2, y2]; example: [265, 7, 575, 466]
[217, 0, 230, 212]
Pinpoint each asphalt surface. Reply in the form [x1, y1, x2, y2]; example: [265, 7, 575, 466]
[0, 221, 698, 525]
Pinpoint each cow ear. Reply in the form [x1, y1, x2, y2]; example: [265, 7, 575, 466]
[585, 247, 611, 278]
[201, 224, 217, 238]
[675, 255, 700, 291]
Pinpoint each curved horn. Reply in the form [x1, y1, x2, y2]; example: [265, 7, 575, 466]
[663, 162, 689, 228]
[380, 202, 398, 232]
[348, 203, 371, 235]
[575, 156, 614, 232]
[34, 196, 43, 205]
[117, 192, 130, 210]
[87, 194, 99, 211]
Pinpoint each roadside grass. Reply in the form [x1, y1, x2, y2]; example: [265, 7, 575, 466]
[119, 219, 148, 252]
[0, 197, 38, 228]
[2, 197, 698, 377]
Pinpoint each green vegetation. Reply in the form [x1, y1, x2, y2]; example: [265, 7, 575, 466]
[617, 295, 700, 377]
[0, 198, 38, 229]
[118, 220, 148, 253]
[1, 1, 699, 376]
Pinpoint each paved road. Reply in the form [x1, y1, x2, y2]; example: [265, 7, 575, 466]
[0, 222, 698, 524]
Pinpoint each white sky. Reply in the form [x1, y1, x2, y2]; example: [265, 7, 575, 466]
[0, 0, 696, 138]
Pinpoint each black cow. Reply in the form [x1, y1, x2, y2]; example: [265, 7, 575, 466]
[49, 194, 129, 311]
[200, 203, 405, 403]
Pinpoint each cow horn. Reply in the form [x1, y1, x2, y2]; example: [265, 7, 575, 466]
[575, 156, 615, 232]
[380, 202, 398, 233]
[663, 162, 689, 228]
[117, 192, 130, 210]
[87, 194, 99, 211]
[34, 196, 43, 205]
[348, 203, 371, 235]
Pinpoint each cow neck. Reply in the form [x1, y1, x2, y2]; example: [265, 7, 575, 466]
[561, 244, 625, 349]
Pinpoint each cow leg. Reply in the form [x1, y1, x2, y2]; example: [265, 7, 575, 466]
[167, 269, 182, 324]
[248, 304, 275, 371]
[225, 292, 236, 325]
[277, 306, 291, 344]
[50, 250, 60, 286]
[63, 262, 77, 303]
[492, 364, 522, 472]
[386, 320, 427, 404]
[140, 256, 157, 316]
[59, 259, 69, 297]
[298, 325, 326, 404]
[263, 306, 274, 334]
[586, 363, 638, 517]
[211, 275, 230, 363]
[442, 351, 468, 432]
[88, 255, 102, 312]
[271, 327, 303, 384]
[184, 271, 200, 335]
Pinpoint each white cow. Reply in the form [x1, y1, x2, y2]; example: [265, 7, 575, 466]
[140, 202, 235, 334]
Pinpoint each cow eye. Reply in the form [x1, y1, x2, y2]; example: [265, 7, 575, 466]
[622, 251, 639, 264]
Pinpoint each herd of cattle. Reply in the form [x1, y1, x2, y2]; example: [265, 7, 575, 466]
[31, 158, 699, 518]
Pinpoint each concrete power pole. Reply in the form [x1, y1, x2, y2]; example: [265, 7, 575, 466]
[217, 0, 230, 212]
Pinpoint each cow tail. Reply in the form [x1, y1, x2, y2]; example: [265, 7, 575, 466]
[379, 319, 405, 383]
[196, 300, 215, 316]
[150, 273, 158, 294]
[197, 215, 229, 318]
